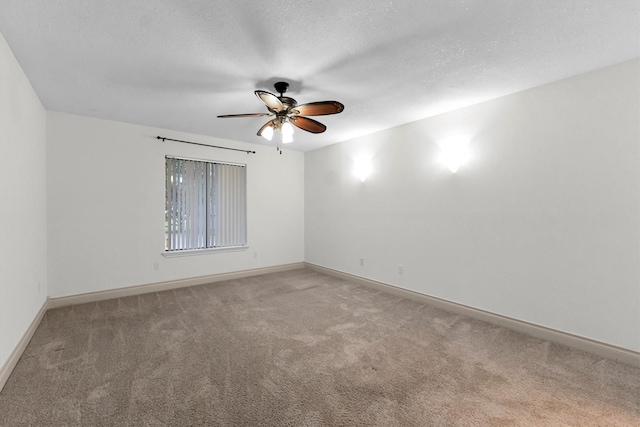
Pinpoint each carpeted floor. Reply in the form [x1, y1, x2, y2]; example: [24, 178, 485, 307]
[1, 268, 638, 426]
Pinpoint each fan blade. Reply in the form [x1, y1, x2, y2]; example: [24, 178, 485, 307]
[255, 90, 285, 112]
[257, 119, 278, 137]
[289, 101, 344, 116]
[289, 116, 326, 134]
[217, 113, 271, 118]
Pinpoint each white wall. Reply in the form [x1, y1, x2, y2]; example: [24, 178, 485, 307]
[46, 112, 304, 297]
[0, 33, 48, 369]
[305, 59, 640, 351]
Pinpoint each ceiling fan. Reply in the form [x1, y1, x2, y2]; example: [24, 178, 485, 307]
[217, 81, 344, 153]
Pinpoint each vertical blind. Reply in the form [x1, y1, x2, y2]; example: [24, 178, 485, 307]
[165, 157, 247, 251]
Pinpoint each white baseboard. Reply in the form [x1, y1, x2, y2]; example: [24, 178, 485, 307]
[0, 298, 49, 393]
[305, 263, 640, 368]
[49, 263, 306, 309]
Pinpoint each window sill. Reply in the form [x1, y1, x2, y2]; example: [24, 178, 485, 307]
[162, 246, 249, 258]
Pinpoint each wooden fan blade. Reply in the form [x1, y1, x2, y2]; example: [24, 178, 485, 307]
[257, 119, 278, 136]
[255, 90, 285, 112]
[289, 116, 326, 134]
[217, 113, 272, 118]
[289, 101, 344, 116]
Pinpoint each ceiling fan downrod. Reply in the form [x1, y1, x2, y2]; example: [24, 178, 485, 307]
[274, 81, 289, 97]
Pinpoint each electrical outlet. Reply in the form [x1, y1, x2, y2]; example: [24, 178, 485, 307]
[153, 262, 159, 271]
[398, 265, 404, 274]
[359, 258, 364, 266]
[254, 251, 258, 258]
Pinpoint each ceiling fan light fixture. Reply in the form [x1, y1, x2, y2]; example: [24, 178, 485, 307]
[280, 120, 294, 144]
[281, 121, 294, 136]
[260, 125, 274, 141]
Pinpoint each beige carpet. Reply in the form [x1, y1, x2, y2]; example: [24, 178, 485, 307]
[1, 269, 638, 426]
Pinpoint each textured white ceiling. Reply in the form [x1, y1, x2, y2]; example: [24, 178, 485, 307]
[1, 1, 638, 151]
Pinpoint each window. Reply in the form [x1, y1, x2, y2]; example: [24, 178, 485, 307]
[165, 156, 247, 253]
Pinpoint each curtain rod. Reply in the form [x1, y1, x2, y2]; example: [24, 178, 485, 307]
[157, 136, 256, 154]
